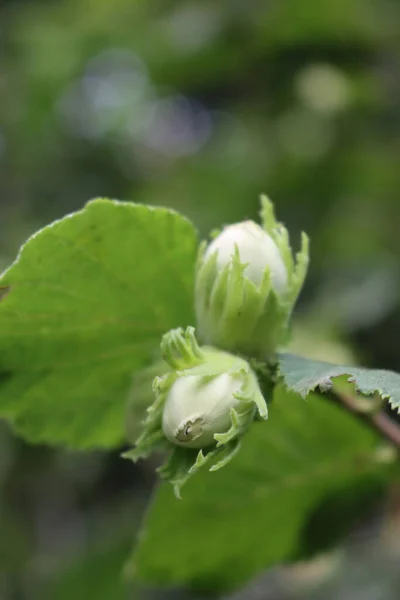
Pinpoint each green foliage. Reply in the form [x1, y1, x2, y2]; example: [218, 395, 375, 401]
[0, 196, 398, 595]
[278, 353, 400, 412]
[132, 386, 396, 593]
[0, 199, 198, 448]
[298, 475, 387, 558]
[1, 0, 400, 597]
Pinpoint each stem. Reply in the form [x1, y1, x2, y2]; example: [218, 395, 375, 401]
[331, 389, 400, 450]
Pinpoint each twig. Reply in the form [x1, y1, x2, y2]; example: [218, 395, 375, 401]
[330, 389, 400, 450]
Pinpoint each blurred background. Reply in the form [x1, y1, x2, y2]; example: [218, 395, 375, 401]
[1, 0, 400, 598]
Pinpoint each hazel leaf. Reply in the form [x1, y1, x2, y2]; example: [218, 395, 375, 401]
[0, 199, 198, 448]
[278, 352, 400, 412]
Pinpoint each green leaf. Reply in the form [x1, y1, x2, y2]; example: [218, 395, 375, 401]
[131, 386, 396, 593]
[278, 353, 400, 412]
[0, 199, 198, 448]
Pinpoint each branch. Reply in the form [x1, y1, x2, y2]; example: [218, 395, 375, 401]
[330, 389, 400, 450]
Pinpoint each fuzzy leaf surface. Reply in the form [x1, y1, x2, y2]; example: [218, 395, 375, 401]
[0, 199, 198, 448]
[278, 352, 400, 412]
[132, 386, 396, 593]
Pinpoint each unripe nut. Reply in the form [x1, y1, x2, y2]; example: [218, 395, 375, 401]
[162, 373, 243, 449]
[195, 196, 309, 358]
[205, 221, 288, 293]
[124, 326, 269, 496]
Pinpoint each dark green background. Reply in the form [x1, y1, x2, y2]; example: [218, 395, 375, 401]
[1, 0, 399, 598]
